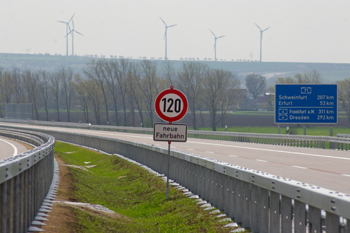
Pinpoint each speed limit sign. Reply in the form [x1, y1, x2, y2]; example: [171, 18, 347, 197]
[155, 86, 188, 122]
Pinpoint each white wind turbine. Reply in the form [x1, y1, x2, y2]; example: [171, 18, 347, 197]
[66, 18, 83, 56]
[160, 17, 177, 60]
[209, 29, 225, 61]
[57, 14, 74, 56]
[255, 23, 270, 62]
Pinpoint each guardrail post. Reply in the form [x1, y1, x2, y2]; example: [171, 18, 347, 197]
[1, 181, 7, 233]
[228, 177, 236, 220]
[7, 178, 14, 233]
[294, 200, 306, 232]
[259, 188, 269, 233]
[308, 205, 321, 233]
[242, 182, 251, 228]
[281, 195, 292, 233]
[326, 212, 339, 233]
[235, 179, 243, 225]
[250, 185, 260, 232]
[270, 191, 280, 233]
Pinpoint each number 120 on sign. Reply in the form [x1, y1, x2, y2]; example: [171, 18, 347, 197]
[155, 87, 188, 123]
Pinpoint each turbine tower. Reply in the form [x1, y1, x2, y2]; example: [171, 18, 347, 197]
[160, 17, 176, 60]
[209, 29, 225, 61]
[255, 23, 270, 62]
[66, 18, 83, 56]
[57, 14, 74, 56]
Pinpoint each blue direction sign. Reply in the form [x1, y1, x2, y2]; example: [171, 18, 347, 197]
[275, 84, 337, 124]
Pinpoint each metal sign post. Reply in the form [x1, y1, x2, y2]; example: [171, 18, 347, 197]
[154, 86, 188, 200]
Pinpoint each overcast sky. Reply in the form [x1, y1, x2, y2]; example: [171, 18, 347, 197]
[1, 0, 350, 63]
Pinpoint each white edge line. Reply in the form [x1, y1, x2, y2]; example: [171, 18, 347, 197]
[291, 165, 307, 169]
[0, 138, 18, 156]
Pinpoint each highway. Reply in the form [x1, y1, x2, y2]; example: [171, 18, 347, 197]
[1, 122, 350, 195]
[0, 136, 31, 160]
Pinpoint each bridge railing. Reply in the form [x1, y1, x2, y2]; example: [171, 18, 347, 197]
[1, 118, 350, 151]
[7, 125, 349, 232]
[0, 127, 55, 232]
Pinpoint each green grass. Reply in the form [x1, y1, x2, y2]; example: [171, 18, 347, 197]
[55, 142, 238, 232]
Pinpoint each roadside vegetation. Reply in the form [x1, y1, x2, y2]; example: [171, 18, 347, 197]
[2, 56, 350, 130]
[53, 141, 241, 232]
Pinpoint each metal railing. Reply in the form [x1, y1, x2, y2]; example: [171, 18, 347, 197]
[5, 125, 349, 232]
[0, 127, 55, 232]
[1, 118, 350, 151]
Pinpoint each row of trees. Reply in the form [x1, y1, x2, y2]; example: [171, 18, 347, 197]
[0, 59, 243, 131]
[3, 59, 348, 128]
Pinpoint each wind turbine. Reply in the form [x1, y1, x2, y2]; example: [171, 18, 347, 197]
[160, 17, 176, 60]
[255, 23, 270, 62]
[66, 18, 83, 56]
[209, 29, 225, 61]
[57, 14, 74, 56]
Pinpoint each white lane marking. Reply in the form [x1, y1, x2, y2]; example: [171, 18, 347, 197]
[187, 141, 350, 161]
[31, 130, 350, 162]
[342, 174, 350, 177]
[229, 155, 237, 157]
[256, 159, 267, 163]
[291, 165, 307, 169]
[206, 151, 214, 154]
[0, 138, 18, 156]
[188, 148, 194, 151]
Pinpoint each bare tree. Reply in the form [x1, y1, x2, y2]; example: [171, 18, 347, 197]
[336, 79, 350, 125]
[73, 74, 91, 123]
[84, 60, 110, 125]
[245, 74, 266, 100]
[50, 71, 61, 121]
[112, 58, 130, 126]
[12, 68, 25, 103]
[161, 60, 177, 86]
[176, 62, 207, 130]
[128, 62, 145, 126]
[0, 70, 14, 103]
[37, 70, 52, 121]
[202, 68, 241, 131]
[137, 60, 162, 127]
[57, 67, 74, 122]
[22, 70, 40, 119]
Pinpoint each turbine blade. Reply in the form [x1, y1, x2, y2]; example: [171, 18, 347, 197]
[209, 29, 216, 37]
[254, 23, 262, 31]
[218, 35, 225, 39]
[263, 26, 271, 32]
[168, 24, 177, 27]
[160, 17, 167, 26]
[72, 19, 75, 29]
[57, 21, 67, 24]
[69, 13, 75, 23]
[75, 30, 84, 36]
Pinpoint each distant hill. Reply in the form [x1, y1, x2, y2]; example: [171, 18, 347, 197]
[1, 53, 349, 86]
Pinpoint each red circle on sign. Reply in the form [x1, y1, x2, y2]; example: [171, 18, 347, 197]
[155, 88, 188, 122]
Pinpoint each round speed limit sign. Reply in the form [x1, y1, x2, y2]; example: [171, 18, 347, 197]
[155, 86, 188, 122]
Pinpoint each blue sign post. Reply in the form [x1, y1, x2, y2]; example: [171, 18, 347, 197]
[275, 84, 337, 124]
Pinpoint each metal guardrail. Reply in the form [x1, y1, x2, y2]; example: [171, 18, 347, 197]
[3, 124, 349, 232]
[0, 127, 56, 232]
[1, 118, 350, 151]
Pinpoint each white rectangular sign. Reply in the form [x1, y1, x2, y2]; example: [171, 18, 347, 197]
[153, 123, 187, 142]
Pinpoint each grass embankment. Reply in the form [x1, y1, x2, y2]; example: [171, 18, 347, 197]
[55, 142, 240, 232]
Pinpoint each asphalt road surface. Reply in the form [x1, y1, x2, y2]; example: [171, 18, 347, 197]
[0, 136, 30, 160]
[2, 122, 350, 195]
